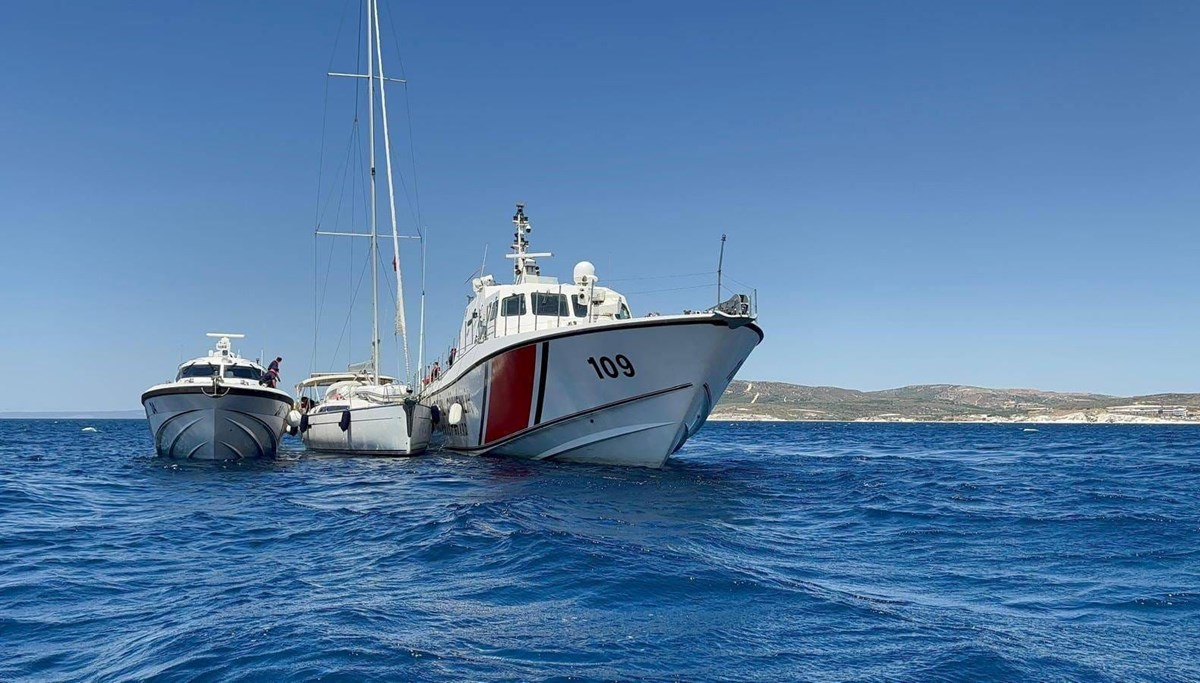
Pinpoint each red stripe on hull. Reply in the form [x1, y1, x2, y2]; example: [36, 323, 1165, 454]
[483, 344, 537, 443]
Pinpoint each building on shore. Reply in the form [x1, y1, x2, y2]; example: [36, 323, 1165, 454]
[1108, 405, 1189, 418]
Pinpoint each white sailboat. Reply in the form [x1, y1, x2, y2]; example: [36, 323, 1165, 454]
[142, 334, 293, 461]
[294, 0, 431, 456]
[423, 204, 762, 468]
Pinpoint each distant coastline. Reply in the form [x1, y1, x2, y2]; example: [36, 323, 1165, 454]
[712, 381, 1200, 424]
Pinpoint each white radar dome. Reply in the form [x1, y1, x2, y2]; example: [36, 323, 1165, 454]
[573, 261, 597, 285]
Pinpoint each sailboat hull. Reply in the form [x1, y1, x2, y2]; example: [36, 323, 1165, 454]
[301, 401, 433, 455]
[425, 315, 762, 468]
[141, 385, 293, 460]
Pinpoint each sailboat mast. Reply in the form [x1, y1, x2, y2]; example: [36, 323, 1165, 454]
[366, 0, 380, 385]
[371, 0, 411, 381]
[418, 227, 426, 384]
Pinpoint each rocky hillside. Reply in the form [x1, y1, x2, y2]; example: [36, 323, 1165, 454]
[714, 381, 1200, 422]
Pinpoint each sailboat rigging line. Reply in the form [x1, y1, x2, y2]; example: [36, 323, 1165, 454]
[327, 0, 357, 72]
[401, 86, 423, 236]
[622, 283, 718, 296]
[348, 119, 363, 367]
[313, 129, 357, 373]
[313, 2, 367, 374]
[335, 120, 369, 370]
[346, 116, 368, 367]
[378, 247, 402, 380]
[604, 271, 712, 283]
[329, 249, 374, 371]
[315, 0, 357, 228]
[383, 1, 425, 232]
[418, 223, 427, 388]
[371, 0, 411, 379]
[315, 1, 367, 233]
[379, 250, 399, 309]
[314, 75, 331, 230]
[315, 117, 361, 233]
[313, 119, 361, 358]
[720, 273, 757, 291]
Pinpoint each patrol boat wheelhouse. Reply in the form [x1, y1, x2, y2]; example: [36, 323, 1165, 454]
[141, 334, 293, 460]
[423, 204, 762, 468]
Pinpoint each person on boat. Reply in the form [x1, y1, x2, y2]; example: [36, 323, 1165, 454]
[257, 356, 281, 388]
[447, 348, 456, 368]
[430, 361, 441, 381]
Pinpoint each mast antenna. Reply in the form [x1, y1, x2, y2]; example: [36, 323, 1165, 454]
[507, 203, 551, 283]
[716, 233, 727, 305]
[513, 203, 532, 280]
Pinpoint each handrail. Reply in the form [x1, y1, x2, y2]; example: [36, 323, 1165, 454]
[424, 284, 759, 384]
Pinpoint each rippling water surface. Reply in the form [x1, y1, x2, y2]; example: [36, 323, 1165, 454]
[1, 420, 1197, 681]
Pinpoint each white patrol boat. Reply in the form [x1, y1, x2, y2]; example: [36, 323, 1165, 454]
[423, 204, 763, 468]
[141, 334, 293, 461]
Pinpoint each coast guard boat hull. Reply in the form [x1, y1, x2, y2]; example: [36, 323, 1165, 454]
[426, 314, 761, 468]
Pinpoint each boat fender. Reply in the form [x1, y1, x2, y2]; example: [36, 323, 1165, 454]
[286, 409, 302, 428]
[448, 403, 463, 426]
[430, 405, 441, 425]
[299, 413, 310, 433]
[339, 410, 351, 432]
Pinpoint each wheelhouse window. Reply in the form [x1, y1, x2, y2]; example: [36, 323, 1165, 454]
[531, 292, 570, 317]
[572, 296, 588, 319]
[487, 300, 499, 321]
[225, 365, 263, 381]
[177, 364, 218, 380]
[617, 303, 632, 320]
[501, 294, 526, 317]
[176, 364, 262, 381]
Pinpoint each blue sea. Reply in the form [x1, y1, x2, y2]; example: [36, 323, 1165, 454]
[1, 420, 1197, 682]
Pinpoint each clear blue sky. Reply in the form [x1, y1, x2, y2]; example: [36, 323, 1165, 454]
[2, 0, 1198, 411]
